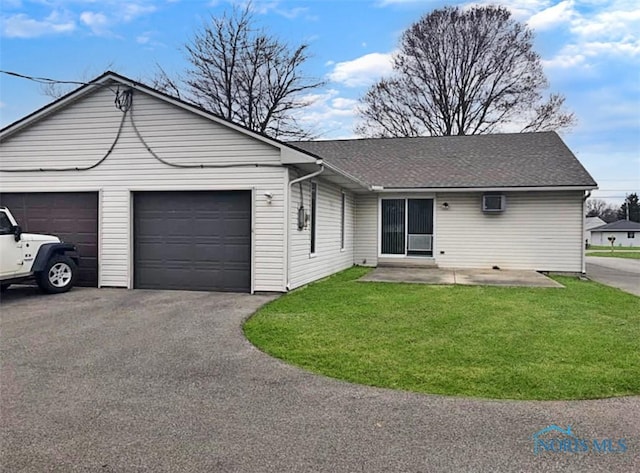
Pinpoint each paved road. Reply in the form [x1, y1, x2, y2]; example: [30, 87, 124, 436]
[586, 256, 640, 296]
[1, 287, 638, 473]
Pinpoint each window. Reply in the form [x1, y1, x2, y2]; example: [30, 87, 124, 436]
[629, 232, 636, 239]
[0, 212, 13, 235]
[340, 192, 346, 250]
[310, 182, 317, 253]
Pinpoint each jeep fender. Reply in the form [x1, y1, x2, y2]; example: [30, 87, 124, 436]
[32, 243, 80, 272]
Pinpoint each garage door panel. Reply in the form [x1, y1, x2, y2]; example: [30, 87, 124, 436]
[220, 245, 251, 263]
[0, 192, 98, 287]
[134, 191, 251, 292]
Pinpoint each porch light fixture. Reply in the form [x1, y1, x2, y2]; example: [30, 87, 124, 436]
[264, 192, 273, 204]
[441, 202, 450, 209]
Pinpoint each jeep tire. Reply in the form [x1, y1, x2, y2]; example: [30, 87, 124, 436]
[36, 255, 77, 294]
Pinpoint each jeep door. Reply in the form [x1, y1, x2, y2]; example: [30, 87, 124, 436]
[0, 211, 24, 278]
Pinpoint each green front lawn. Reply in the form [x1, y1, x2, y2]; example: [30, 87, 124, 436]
[588, 245, 640, 251]
[587, 252, 640, 259]
[244, 267, 640, 401]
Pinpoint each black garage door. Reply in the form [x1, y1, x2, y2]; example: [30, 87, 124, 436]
[134, 191, 251, 292]
[0, 192, 99, 287]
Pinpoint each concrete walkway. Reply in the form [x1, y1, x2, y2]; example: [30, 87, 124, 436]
[586, 256, 640, 296]
[360, 266, 564, 288]
[1, 287, 638, 472]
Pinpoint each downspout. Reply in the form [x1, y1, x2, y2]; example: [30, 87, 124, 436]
[582, 191, 592, 275]
[285, 163, 324, 291]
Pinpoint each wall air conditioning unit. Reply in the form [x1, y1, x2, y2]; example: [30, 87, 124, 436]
[482, 194, 506, 212]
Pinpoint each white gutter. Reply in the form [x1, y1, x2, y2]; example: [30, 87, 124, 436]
[322, 161, 370, 190]
[371, 186, 598, 193]
[582, 190, 592, 274]
[285, 163, 324, 291]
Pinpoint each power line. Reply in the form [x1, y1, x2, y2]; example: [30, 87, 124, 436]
[0, 70, 92, 86]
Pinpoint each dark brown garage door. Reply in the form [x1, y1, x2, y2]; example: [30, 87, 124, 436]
[0, 192, 99, 287]
[134, 191, 251, 292]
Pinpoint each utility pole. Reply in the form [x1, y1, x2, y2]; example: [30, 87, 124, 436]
[624, 195, 630, 220]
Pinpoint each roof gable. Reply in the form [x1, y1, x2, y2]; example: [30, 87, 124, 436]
[585, 216, 606, 230]
[1, 71, 319, 166]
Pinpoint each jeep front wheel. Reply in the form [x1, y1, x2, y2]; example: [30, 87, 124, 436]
[36, 255, 77, 294]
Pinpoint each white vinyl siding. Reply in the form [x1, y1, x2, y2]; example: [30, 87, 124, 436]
[354, 193, 378, 266]
[435, 191, 584, 271]
[591, 231, 639, 247]
[0, 86, 287, 291]
[289, 174, 355, 289]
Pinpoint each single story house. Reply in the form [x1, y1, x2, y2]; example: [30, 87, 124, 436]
[590, 220, 640, 247]
[0, 72, 598, 292]
[584, 216, 605, 245]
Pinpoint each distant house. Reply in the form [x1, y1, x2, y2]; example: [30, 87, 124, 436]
[590, 220, 640, 247]
[0, 72, 598, 292]
[585, 216, 606, 245]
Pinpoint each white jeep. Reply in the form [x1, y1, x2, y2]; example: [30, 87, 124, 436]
[0, 207, 79, 294]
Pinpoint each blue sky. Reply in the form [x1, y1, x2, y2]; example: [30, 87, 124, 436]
[1, 0, 638, 204]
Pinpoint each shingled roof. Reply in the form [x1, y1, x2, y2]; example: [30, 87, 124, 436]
[591, 220, 640, 232]
[290, 132, 597, 189]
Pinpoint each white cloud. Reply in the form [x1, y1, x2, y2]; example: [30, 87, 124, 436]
[542, 50, 588, 69]
[294, 89, 360, 137]
[136, 30, 164, 48]
[1, 11, 75, 38]
[377, 0, 433, 5]
[121, 3, 157, 22]
[275, 6, 308, 19]
[2, 1, 160, 38]
[80, 11, 109, 34]
[332, 97, 359, 109]
[541, 1, 640, 69]
[328, 52, 394, 87]
[571, 7, 640, 38]
[527, 0, 574, 31]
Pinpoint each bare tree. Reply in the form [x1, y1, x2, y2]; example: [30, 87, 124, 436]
[150, 64, 183, 100]
[586, 198, 619, 223]
[154, 4, 323, 139]
[356, 6, 575, 137]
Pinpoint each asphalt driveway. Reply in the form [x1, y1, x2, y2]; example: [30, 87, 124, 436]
[586, 256, 640, 296]
[1, 287, 638, 473]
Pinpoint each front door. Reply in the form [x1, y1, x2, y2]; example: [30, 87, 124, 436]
[381, 198, 433, 257]
[0, 211, 23, 278]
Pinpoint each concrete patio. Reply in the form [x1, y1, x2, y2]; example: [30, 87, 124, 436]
[360, 266, 564, 288]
